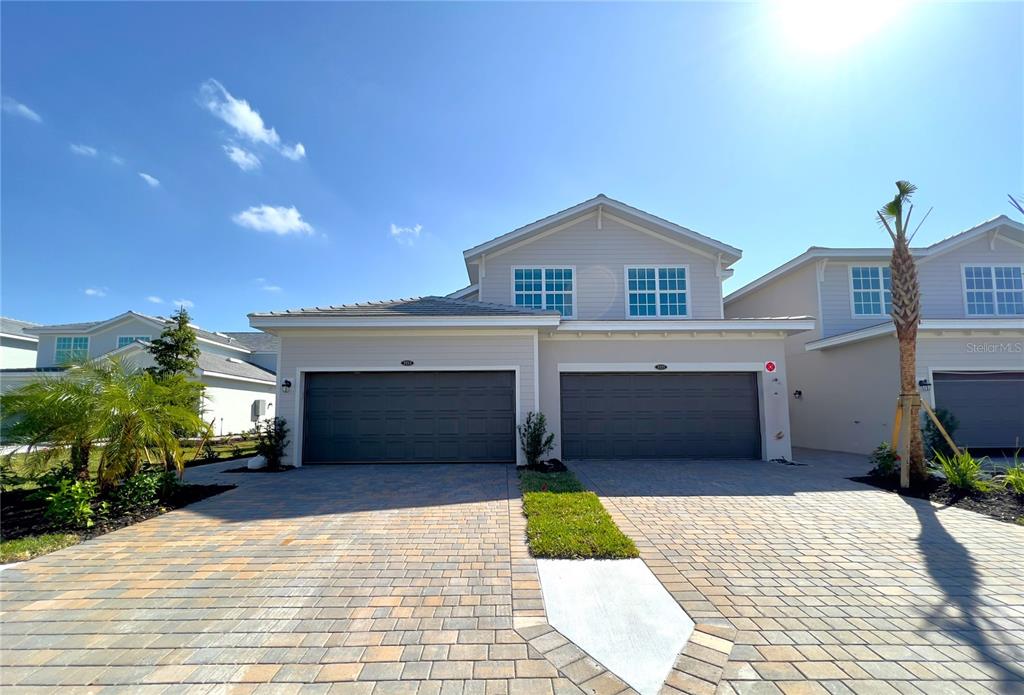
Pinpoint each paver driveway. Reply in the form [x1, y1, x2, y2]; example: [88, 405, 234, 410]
[0, 463, 572, 694]
[576, 451, 1024, 695]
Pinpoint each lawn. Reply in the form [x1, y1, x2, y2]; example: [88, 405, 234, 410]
[519, 467, 638, 559]
[0, 533, 79, 564]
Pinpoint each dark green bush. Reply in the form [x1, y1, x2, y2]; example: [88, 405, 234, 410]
[518, 412, 555, 466]
[114, 469, 181, 510]
[923, 408, 959, 459]
[255, 417, 290, 470]
[868, 442, 899, 478]
[935, 450, 989, 492]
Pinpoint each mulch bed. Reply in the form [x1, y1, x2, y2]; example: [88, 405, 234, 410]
[0, 483, 235, 541]
[524, 458, 568, 473]
[851, 475, 1024, 524]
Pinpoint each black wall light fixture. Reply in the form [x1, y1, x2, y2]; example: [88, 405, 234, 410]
[917, 379, 931, 390]
[281, 379, 292, 392]
[793, 389, 803, 399]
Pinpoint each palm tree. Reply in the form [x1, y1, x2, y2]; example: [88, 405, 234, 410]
[1, 357, 209, 486]
[1, 366, 100, 479]
[877, 181, 927, 486]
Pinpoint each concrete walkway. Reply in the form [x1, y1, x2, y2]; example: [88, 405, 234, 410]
[575, 450, 1024, 695]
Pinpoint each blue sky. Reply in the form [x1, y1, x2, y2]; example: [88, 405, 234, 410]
[2, 2, 1021, 331]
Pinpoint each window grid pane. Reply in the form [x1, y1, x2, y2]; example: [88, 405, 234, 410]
[852, 266, 888, 315]
[628, 267, 686, 317]
[55, 336, 88, 363]
[994, 267, 1024, 315]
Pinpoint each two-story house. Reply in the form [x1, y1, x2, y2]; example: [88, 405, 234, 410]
[249, 195, 813, 466]
[0, 317, 40, 369]
[0, 311, 280, 436]
[725, 215, 1024, 455]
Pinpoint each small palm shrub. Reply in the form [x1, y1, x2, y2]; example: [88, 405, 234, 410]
[868, 442, 899, 478]
[114, 469, 181, 510]
[935, 450, 989, 492]
[923, 408, 959, 459]
[518, 412, 555, 467]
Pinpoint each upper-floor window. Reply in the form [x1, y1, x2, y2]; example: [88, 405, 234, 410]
[626, 266, 688, 318]
[850, 266, 892, 317]
[55, 336, 89, 364]
[117, 335, 150, 348]
[964, 265, 1024, 315]
[513, 267, 574, 317]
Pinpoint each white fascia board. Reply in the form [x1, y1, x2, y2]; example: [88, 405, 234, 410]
[198, 370, 276, 386]
[462, 195, 742, 262]
[446, 284, 479, 299]
[805, 317, 1024, 351]
[0, 332, 38, 343]
[248, 315, 562, 329]
[557, 319, 815, 333]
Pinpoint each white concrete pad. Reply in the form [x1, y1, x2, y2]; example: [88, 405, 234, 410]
[537, 558, 694, 695]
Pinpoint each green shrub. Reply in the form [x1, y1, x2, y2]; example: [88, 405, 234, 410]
[114, 468, 180, 510]
[1001, 454, 1024, 494]
[923, 408, 959, 459]
[201, 439, 218, 461]
[868, 442, 899, 477]
[45, 479, 99, 528]
[517, 411, 554, 466]
[255, 417, 290, 470]
[935, 450, 989, 492]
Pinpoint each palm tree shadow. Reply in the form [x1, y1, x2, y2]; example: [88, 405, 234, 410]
[904, 496, 1024, 691]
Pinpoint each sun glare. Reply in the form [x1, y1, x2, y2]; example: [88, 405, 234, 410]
[774, 0, 908, 55]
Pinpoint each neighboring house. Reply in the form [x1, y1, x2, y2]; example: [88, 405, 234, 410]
[250, 195, 814, 466]
[725, 215, 1024, 455]
[0, 311, 278, 436]
[0, 317, 39, 369]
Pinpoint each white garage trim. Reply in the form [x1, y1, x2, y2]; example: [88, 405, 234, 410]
[557, 362, 768, 373]
[292, 365, 522, 466]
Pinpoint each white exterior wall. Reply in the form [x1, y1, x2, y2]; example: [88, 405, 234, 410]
[1, 337, 38, 369]
[917, 232, 1024, 319]
[478, 212, 725, 320]
[273, 329, 539, 466]
[202, 377, 276, 436]
[537, 334, 793, 461]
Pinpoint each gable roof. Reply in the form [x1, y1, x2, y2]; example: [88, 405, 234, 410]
[27, 311, 252, 354]
[725, 214, 1024, 305]
[107, 341, 276, 383]
[249, 296, 561, 329]
[0, 317, 40, 342]
[461, 194, 742, 265]
[222, 331, 280, 352]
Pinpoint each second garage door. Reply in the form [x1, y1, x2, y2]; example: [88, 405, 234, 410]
[302, 371, 516, 464]
[560, 372, 761, 460]
[933, 371, 1024, 450]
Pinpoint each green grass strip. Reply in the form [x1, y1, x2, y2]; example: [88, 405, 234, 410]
[519, 468, 638, 560]
[0, 533, 80, 563]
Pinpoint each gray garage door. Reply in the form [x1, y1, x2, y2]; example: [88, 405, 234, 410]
[933, 371, 1024, 450]
[560, 372, 761, 460]
[302, 371, 516, 464]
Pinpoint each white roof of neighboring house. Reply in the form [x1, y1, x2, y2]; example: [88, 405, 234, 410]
[724, 214, 1024, 305]
[462, 194, 743, 268]
[0, 317, 40, 343]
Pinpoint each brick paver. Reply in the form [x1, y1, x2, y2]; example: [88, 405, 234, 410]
[0, 463, 582, 694]
[576, 450, 1024, 695]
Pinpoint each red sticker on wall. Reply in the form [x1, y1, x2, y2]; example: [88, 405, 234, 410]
[764, 361, 777, 373]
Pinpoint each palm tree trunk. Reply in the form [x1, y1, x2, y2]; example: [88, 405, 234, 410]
[897, 335, 926, 483]
[70, 441, 91, 480]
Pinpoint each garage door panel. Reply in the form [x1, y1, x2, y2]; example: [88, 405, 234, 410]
[303, 371, 515, 463]
[934, 372, 1024, 449]
[560, 372, 761, 460]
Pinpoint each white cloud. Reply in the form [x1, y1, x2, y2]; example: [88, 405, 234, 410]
[224, 145, 261, 171]
[199, 79, 305, 160]
[84, 287, 107, 297]
[2, 97, 41, 123]
[138, 172, 160, 188]
[109, 154, 125, 165]
[173, 299, 194, 309]
[254, 278, 282, 292]
[390, 223, 423, 246]
[70, 143, 98, 157]
[146, 295, 164, 304]
[232, 205, 314, 236]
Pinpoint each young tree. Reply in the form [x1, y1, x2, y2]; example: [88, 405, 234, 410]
[147, 307, 201, 378]
[877, 181, 927, 486]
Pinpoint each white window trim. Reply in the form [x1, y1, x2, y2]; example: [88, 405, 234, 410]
[509, 265, 577, 318]
[960, 263, 1024, 317]
[116, 335, 151, 348]
[54, 335, 89, 363]
[848, 263, 892, 318]
[623, 265, 690, 319]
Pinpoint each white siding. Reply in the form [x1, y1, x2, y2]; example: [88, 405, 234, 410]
[274, 329, 539, 465]
[202, 377, 276, 436]
[479, 213, 724, 320]
[725, 263, 820, 337]
[918, 233, 1024, 318]
[0, 337, 37, 369]
[537, 334, 793, 461]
